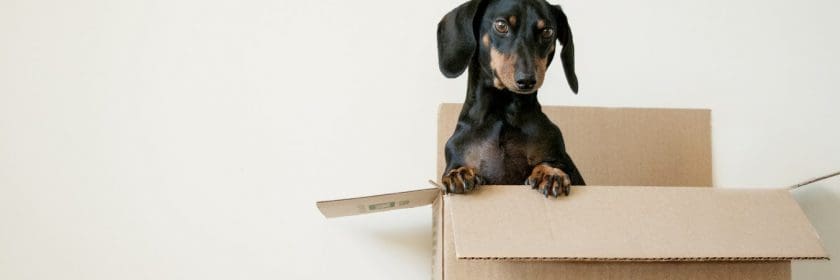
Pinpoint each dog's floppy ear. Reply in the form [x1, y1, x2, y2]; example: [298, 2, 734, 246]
[437, 0, 484, 78]
[550, 5, 578, 93]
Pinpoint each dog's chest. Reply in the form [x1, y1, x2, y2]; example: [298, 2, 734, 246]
[463, 122, 531, 184]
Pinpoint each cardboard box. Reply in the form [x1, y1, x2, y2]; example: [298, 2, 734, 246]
[317, 104, 828, 279]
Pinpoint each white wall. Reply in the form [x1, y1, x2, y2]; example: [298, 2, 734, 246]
[1, 0, 838, 279]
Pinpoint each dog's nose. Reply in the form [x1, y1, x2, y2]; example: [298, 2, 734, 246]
[515, 75, 537, 91]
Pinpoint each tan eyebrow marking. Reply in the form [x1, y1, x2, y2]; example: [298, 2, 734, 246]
[508, 16, 517, 26]
[482, 33, 490, 47]
[537, 19, 545, 29]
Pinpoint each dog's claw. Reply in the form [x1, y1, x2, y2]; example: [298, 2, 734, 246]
[456, 173, 466, 193]
[527, 164, 573, 199]
[441, 166, 482, 194]
[465, 174, 477, 192]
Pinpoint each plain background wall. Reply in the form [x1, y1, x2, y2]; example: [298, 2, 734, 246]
[1, 0, 838, 279]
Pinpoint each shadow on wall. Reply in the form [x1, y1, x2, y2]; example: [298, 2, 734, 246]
[791, 178, 840, 279]
[367, 222, 432, 258]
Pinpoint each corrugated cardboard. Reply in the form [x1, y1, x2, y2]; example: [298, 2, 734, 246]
[316, 188, 438, 218]
[448, 186, 826, 261]
[318, 104, 828, 279]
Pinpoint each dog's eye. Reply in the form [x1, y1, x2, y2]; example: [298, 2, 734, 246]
[541, 28, 555, 39]
[494, 20, 509, 34]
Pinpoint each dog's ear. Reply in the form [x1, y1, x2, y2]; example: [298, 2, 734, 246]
[437, 0, 484, 78]
[550, 5, 578, 94]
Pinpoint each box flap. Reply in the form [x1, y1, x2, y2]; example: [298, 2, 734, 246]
[317, 188, 440, 218]
[448, 185, 828, 261]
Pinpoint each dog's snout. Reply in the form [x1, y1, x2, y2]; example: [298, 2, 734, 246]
[515, 73, 537, 91]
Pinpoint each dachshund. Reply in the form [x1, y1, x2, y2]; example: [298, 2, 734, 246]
[437, 0, 585, 197]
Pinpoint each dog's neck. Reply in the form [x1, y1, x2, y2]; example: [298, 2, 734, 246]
[460, 64, 541, 126]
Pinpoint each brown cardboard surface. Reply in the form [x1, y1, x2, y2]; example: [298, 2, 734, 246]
[316, 188, 439, 218]
[444, 259, 791, 280]
[440, 193, 794, 280]
[437, 104, 712, 186]
[431, 196, 444, 280]
[321, 104, 825, 280]
[447, 185, 828, 261]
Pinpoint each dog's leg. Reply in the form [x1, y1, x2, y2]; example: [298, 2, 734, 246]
[525, 163, 571, 197]
[563, 151, 586, 186]
[441, 125, 485, 194]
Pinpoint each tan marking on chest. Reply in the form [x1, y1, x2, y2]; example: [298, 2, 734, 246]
[464, 140, 498, 168]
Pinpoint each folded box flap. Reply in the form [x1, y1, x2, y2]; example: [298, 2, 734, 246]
[448, 186, 828, 261]
[317, 188, 440, 218]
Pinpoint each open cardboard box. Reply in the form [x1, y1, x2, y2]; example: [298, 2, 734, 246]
[317, 104, 829, 279]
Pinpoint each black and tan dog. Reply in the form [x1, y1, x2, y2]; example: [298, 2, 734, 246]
[437, 0, 584, 197]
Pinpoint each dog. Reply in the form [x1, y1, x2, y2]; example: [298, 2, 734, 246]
[437, 0, 585, 197]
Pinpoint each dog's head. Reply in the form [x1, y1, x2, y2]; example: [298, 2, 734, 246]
[437, 0, 577, 94]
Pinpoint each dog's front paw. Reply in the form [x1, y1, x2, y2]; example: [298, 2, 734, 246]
[441, 166, 483, 194]
[525, 164, 572, 198]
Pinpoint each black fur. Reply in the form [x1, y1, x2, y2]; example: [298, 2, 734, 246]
[437, 0, 585, 196]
